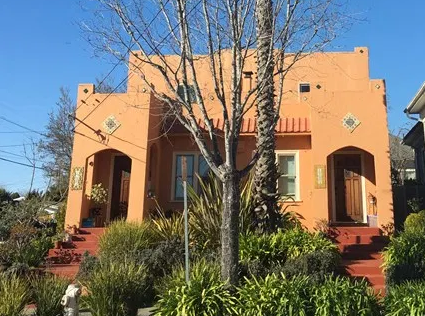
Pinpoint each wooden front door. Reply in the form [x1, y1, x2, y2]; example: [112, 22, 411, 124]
[334, 154, 363, 222]
[110, 156, 132, 221]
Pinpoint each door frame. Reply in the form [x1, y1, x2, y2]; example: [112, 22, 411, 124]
[330, 151, 367, 224]
[106, 153, 127, 223]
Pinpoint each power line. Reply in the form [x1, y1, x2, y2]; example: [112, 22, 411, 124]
[0, 116, 47, 137]
[0, 149, 49, 164]
[0, 143, 33, 148]
[0, 131, 45, 134]
[76, 0, 202, 128]
[0, 157, 44, 170]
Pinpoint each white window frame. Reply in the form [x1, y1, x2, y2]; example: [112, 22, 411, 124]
[171, 152, 209, 201]
[276, 151, 300, 201]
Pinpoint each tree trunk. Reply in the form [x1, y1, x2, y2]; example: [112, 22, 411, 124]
[221, 169, 240, 286]
[253, 0, 280, 232]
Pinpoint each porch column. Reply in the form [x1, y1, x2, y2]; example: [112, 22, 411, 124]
[126, 159, 147, 222]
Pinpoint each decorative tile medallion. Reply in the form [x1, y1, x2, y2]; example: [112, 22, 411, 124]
[102, 115, 121, 134]
[71, 167, 84, 190]
[342, 113, 360, 133]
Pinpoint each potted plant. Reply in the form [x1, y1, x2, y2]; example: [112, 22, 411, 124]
[89, 183, 108, 227]
[53, 233, 65, 249]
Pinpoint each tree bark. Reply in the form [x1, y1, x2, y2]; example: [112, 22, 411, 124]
[253, 0, 280, 232]
[221, 169, 240, 286]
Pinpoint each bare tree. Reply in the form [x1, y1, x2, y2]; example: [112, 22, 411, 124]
[38, 87, 75, 200]
[81, 0, 349, 284]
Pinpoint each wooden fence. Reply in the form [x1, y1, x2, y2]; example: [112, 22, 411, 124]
[392, 185, 425, 230]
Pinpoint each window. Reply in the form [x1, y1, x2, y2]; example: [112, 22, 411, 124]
[172, 153, 210, 200]
[299, 83, 310, 93]
[177, 85, 197, 103]
[277, 152, 299, 200]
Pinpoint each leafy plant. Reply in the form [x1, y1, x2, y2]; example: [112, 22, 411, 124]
[236, 273, 310, 316]
[404, 210, 425, 233]
[385, 281, 425, 316]
[89, 183, 108, 206]
[154, 260, 237, 316]
[31, 274, 69, 316]
[98, 220, 155, 262]
[81, 261, 148, 316]
[76, 251, 99, 281]
[55, 202, 67, 234]
[0, 273, 31, 316]
[383, 230, 425, 285]
[279, 250, 340, 283]
[239, 228, 338, 278]
[407, 197, 423, 213]
[310, 276, 380, 316]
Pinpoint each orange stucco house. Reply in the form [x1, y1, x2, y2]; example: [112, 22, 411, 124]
[65, 47, 393, 230]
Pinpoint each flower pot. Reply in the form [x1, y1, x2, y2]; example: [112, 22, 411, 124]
[367, 215, 378, 228]
[54, 240, 63, 249]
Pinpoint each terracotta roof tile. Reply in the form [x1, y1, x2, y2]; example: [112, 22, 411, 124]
[164, 117, 311, 134]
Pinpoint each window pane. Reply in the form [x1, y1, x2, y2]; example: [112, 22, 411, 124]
[198, 156, 209, 177]
[278, 177, 296, 196]
[278, 155, 295, 176]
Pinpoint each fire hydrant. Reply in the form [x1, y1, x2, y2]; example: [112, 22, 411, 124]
[61, 284, 82, 316]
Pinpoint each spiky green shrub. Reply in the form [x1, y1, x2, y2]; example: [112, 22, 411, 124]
[81, 261, 148, 316]
[310, 276, 380, 316]
[0, 273, 31, 316]
[98, 220, 155, 262]
[188, 174, 254, 251]
[404, 210, 425, 233]
[235, 274, 310, 316]
[151, 210, 184, 242]
[385, 281, 425, 316]
[154, 260, 237, 316]
[31, 274, 69, 316]
[383, 230, 425, 285]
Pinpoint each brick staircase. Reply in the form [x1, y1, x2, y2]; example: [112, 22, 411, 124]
[46, 228, 105, 279]
[331, 226, 388, 295]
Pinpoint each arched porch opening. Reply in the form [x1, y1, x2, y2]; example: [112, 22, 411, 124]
[326, 146, 376, 224]
[83, 149, 132, 227]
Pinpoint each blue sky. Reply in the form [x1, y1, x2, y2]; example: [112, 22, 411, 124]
[0, 0, 424, 193]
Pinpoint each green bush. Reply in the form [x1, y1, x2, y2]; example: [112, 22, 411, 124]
[81, 261, 148, 316]
[279, 250, 340, 283]
[404, 210, 425, 233]
[98, 220, 155, 262]
[0, 273, 31, 316]
[383, 230, 425, 285]
[31, 274, 69, 316]
[151, 211, 184, 242]
[239, 229, 339, 278]
[76, 251, 99, 281]
[385, 281, 425, 316]
[55, 202, 67, 234]
[310, 276, 380, 316]
[236, 274, 310, 316]
[273, 228, 338, 259]
[154, 260, 237, 316]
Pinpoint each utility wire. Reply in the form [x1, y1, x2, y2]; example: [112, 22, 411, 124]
[0, 143, 33, 148]
[76, 0, 202, 128]
[0, 157, 44, 170]
[0, 149, 49, 164]
[0, 116, 47, 137]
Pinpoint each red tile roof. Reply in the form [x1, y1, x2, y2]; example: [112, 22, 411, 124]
[164, 117, 311, 134]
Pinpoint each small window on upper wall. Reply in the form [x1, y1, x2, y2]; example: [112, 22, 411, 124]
[299, 83, 310, 93]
